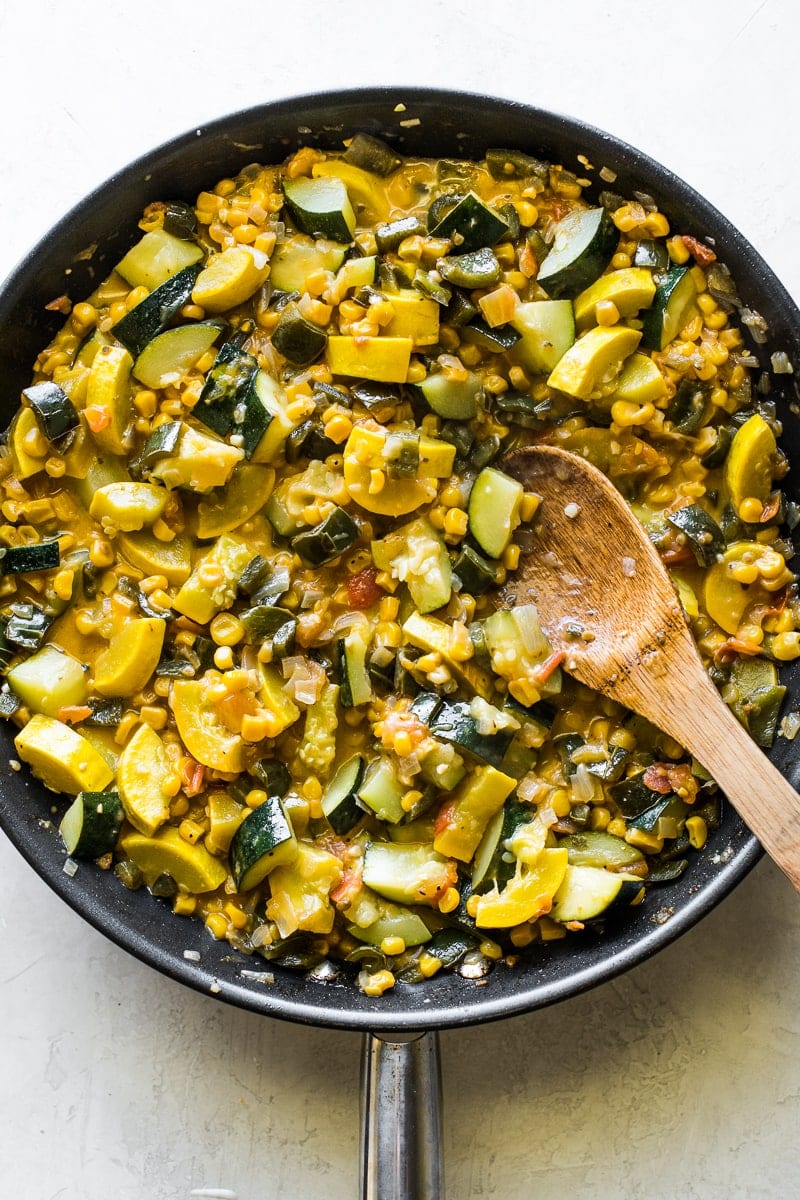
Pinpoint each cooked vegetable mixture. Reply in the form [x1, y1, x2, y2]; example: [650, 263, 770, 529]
[2, 134, 796, 995]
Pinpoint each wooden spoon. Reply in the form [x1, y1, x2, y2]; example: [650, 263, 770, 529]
[502, 443, 800, 891]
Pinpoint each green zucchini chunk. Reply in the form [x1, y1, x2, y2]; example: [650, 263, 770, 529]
[428, 191, 509, 254]
[111, 264, 202, 357]
[322, 754, 366, 834]
[639, 264, 698, 350]
[59, 789, 124, 859]
[271, 302, 328, 366]
[283, 176, 356, 243]
[22, 381, 79, 448]
[229, 794, 298, 891]
[537, 207, 617, 299]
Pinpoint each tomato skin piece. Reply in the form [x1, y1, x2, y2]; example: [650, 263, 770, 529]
[348, 566, 382, 610]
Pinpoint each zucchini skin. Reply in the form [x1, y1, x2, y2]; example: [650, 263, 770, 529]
[111, 265, 202, 357]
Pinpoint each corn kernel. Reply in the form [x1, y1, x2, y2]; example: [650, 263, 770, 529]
[210, 613, 245, 646]
[418, 952, 443, 978]
[173, 894, 196, 916]
[179, 818, 205, 845]
[213, 645, 235, 671]
[607, 817, 627, 838]
[380, 936, 406, 956]
[224, 902, 249, 930]
[595, 299, 620, 326]
[509, 924, 537, 948]
[140, 705, 168, 731]
[502, 544, 521, 571]
[443, 507, 468, 538]
[551, 788, 571, 818]
[438, 886, 460, 914]
[611, 399, 655, 427]
[479, 938, 503, 960]
[685, 815, 708, 850]
[303, 776, 323, 802]
[89, 538, 115, 569]
[361, 969, 396, 996]
[589, 806, 611, 831]
[773, 632, 800, 661]
[666, 235, 691, 265]
[205, 912, 229, 939]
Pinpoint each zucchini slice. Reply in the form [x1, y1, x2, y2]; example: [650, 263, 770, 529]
[229, 795, 298, 891]
[120, 826, 227, 893]
[59, 789, 124, 859]
[468, 465, 524, 559]
[511, 300, 575, 375]
[550, 864, 644, 923]
[116, 722, 173, 835]
[22, 381, 79, 449]
[429, 700, 514, 768]
[361, 841, 455, 906]
[724, 412, 776, 513]
[191, 245, 270, 312]
[337, 624, 373, 707]
[418, 369, 482, 419]
[547, 326, 642, 401]
[666, 504, 725, 566]
[428, 191, 509, 253]
[573, 267, 656, 330]
[321, 754, 366, 834]
[640, 264, 698, 350]
[537, 207, 618, 299]
[283, 175, 356, 243]
[0, 540, 60, 575]
[371, 516, 453, 613]
[15, 714, 114, 795]
[115, 229, 203, 290]
[112, 264, 201, 358]
[559, 831, 646, 872]
[347, 902, 432, 949]
[271, 302, 328, 366]
[132, 322, 221, 388]
[357, 756, 407, 824]
[269, 236, 348, 293]
[342, 133, 402, 177]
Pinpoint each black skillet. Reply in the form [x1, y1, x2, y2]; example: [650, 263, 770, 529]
[1, 88, 799, 1198]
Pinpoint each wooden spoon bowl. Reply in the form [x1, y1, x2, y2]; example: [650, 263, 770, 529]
[502, 443, 800, 892]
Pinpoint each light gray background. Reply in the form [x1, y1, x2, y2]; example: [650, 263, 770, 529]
[1, 2, 799, 1197]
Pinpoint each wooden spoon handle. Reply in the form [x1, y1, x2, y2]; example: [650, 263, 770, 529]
[657, 664, 800, 891]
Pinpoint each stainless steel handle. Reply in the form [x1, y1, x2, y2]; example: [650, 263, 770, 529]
[360, 1029, 443, 1200]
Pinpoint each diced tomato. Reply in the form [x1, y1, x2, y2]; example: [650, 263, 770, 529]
[534, 650, 565, 684]
[642, 763, 674, 794]
[180, 757, 205, 797]
[85, 405, 111, 432]
[659, 545, 695, 566]
[713, 637, 764, 663]
[681, 235, 717, 266]
[57, 705, 92, 725]
[331, 866, 363, 906]
[347, 565, 383, 610]
[434, 799, 458, 839]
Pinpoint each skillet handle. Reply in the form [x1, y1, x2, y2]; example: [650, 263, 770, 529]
[360, 1029, 443, 1200]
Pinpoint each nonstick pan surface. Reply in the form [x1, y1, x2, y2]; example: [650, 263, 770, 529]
[0, 87, 798, 1037]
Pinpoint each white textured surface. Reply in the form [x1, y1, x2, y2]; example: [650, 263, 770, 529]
[1, 2, 800, 1197]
